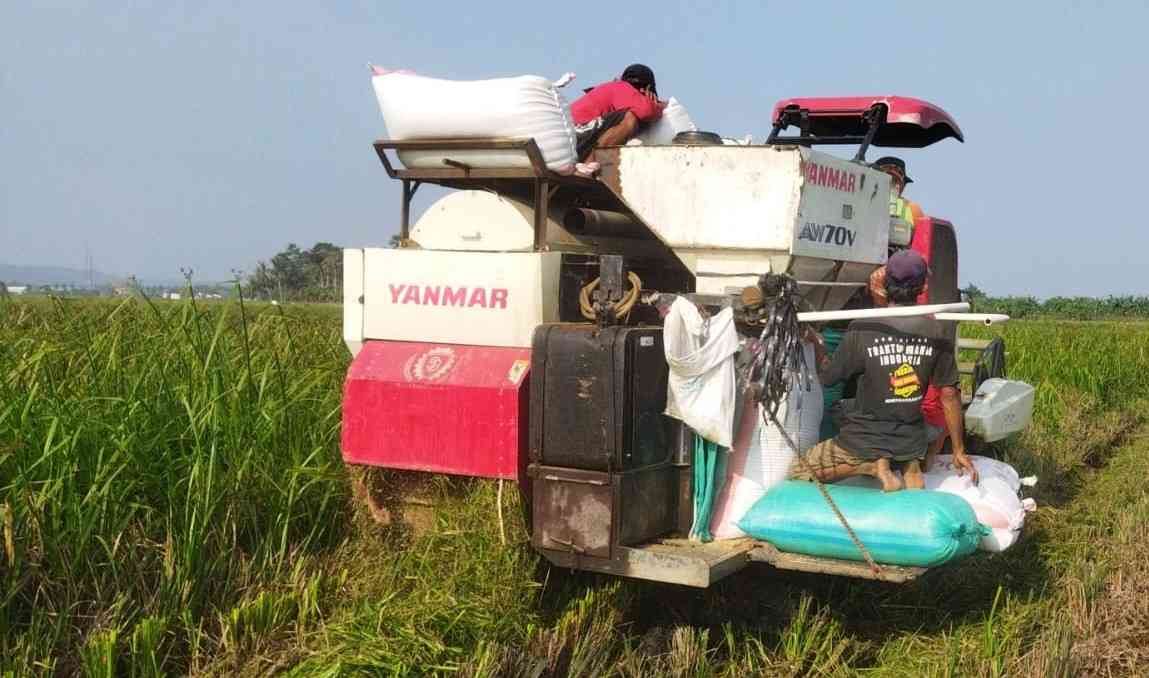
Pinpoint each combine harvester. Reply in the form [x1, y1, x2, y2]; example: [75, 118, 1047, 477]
[342, 96, 1034, 586]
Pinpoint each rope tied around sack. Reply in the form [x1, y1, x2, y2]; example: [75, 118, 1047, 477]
[743, 273, 884, 577]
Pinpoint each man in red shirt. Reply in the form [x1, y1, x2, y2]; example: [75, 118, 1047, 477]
[570, 64, 665, 159]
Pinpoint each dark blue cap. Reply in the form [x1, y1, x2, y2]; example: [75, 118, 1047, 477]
[887, 249, 928, 285]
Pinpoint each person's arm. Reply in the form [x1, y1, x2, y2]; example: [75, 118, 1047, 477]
[940, 386, 977, 483]
[868, 266, 889, 307]
[931, 341, 978, 483]
[616, 84, 663, 122]
[807, 326, 859, 386]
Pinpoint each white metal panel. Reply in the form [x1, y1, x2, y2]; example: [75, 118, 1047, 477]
[615, 146, 889, 267]
[360, 249, 560, 348]
[398, 149, 540, 170]
[342, 248, 365, 356]
[791, 148, 890, 265]
[411, 191, 536, 251]
[409, 191, 680, 263]
[687, 250, 777, 295]
[617, 146, 800, 251]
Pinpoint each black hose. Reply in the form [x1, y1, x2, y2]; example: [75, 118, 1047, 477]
[743, 274, 812, 418]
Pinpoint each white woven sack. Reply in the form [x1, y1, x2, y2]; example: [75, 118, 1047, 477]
[925, 454, 1037, 552]
[663, 298, 739, 448]
[636, 97, 697, 145]
[709, 345, 823, 540]
[748, 345, 823, 487]
[371, 72, 578, 172]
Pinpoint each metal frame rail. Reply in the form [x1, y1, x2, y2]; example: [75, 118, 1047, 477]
[372, 138, 596, 251]
[765, 102, 888, 163]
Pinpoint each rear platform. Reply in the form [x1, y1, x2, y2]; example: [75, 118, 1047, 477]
[539, 537, 926, 588]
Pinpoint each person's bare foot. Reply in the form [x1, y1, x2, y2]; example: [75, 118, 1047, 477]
[903, 460, 925, 490]
[871, 458, 903, 492]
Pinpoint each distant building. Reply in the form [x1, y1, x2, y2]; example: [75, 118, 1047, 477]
[166, 292, 182, 300]
[7, 286, 28, 295]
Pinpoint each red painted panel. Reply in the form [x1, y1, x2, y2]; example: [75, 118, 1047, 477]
[771, 95, 964, 147]
[911, 215, 935, 305]
[341, 340, 530, 480]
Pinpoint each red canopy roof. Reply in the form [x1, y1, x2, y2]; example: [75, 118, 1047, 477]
[770, 96, 964, 147]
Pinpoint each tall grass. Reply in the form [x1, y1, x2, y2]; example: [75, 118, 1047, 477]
[963, 321, 1149, 419]
[2, 297, 1146, 676]
[0, 296, 348, 674]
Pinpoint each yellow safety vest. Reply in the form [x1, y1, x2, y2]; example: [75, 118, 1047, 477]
[889, 193, 916, 246]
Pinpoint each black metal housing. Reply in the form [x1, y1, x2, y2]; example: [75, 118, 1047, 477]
[529, 324, 670, 471]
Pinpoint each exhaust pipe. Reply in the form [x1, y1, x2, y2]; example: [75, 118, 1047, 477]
[562, 208, 642, 235]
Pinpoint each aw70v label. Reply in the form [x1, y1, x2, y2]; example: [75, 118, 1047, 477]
[798, 222, 856, 247]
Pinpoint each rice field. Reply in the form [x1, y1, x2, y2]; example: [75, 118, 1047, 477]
[1, 295, 1146, 676]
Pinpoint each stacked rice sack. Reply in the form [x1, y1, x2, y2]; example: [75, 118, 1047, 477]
[371, 68, 579, 173]
[708, 344, 823, 540]
[924, 454, 1037, 552]
[739, 481, 986, 567]
[634, 97, 698, 145]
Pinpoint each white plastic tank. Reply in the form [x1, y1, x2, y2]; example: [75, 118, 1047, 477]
[964, 378, 1036, 442]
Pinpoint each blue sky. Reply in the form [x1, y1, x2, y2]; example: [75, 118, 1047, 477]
[3, 1, 1147, 295]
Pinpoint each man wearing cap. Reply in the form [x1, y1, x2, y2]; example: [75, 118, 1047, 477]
[570, 64, 665, 160]
[792, 250, 977, 491]
[866, 156, 951, 463]
[877, 156, 924, 244]
[868, 156, 924, 300]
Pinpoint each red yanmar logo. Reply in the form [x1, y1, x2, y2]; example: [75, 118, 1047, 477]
[388, 284, 509, 309]
[804, 161, 857, 193]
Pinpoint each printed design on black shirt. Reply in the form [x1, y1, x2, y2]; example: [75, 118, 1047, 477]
[865, 335, 935, 404]
[889, 363, 922, 399]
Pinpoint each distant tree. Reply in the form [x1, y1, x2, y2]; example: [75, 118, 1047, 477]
[960, 283, 986, 301]
[247, 241, 344, 302]
[389, 234, 402, 248]
[307, 242, 342, 291]
[270, 243, 309, 291]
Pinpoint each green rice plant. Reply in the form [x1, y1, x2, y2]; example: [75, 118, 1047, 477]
[127, 615, 168, 678]
[2, 296, 1148, 676]
[80, 628, 120, 678]
[776, 594, 859, 676]
[0, 295, 349, 673]
[219, 590, 299, 654]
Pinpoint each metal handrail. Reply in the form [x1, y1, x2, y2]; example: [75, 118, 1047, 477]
[372, 137, 553, 180]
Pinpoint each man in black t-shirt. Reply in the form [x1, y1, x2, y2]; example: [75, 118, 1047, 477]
[790, 250, 978, 491]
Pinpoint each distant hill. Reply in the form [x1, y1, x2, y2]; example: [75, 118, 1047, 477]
[0, 264, 124, 287]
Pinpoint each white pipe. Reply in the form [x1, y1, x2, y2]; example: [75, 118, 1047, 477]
[797, 302, 970, 323]
[934, 313, 1010, 326]
[795, 280, 868, 287]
